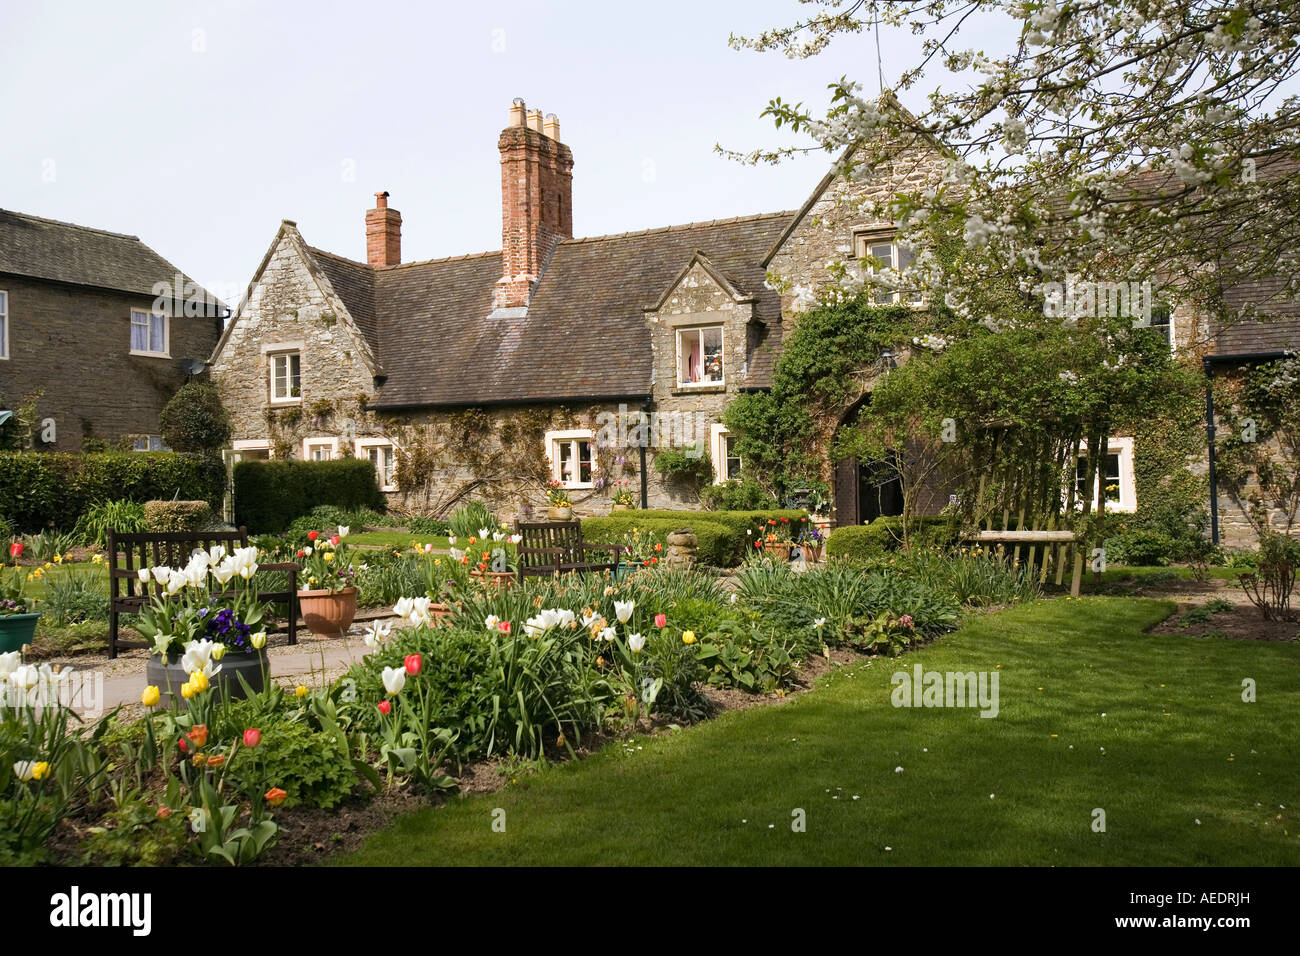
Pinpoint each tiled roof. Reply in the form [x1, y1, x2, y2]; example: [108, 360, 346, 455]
[0, 208, 223, 307]
[311, 211, 793, 408]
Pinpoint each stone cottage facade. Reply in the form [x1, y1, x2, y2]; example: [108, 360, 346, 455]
[211, 98, 1297, 540]
[0, 210, 223, 451]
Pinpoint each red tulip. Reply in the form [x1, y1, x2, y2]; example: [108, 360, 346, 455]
[404, 653, 422, 676]
[9, 542, 22, 558]
[378, 700, 391, 715]
[243, 728, 262, 749]
[330, 535, 340, 546]
[307, 531, 319, 541]
[654, 613, 667, 628]
[498, 620, 512, 634]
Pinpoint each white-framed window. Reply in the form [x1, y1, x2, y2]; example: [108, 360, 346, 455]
[0, 290, 8, 359]
[1073, 437, 1137, 513]
[855, 233, 923, 305]
[1149, 304, 1174, 351]
[709, 423, 742, 483]
[269, 351, 302, 404]
[545, 429, 596, 489]
[303, 437, 338, 461]
[355, 438, 397, 491]
[130, 308, 169, 356]
[230, 439, 272, 462]
[131, 435, 168, 452]
[676, 325, 724, 386]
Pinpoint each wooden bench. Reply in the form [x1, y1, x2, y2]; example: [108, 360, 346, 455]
[106, 526, 300, 659]
[514, 520, 624, 581]
[962, 528, 1084, 597]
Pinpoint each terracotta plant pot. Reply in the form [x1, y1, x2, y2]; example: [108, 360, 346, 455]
[297, 586, 359, 638]
[766, 542, 793, 562]
[547, 506, 573, 521]
[470, 570, 516, 591]
[146, 649, 268, 706]
[0, 612, 40, 654]
[610, 504, 630, 512]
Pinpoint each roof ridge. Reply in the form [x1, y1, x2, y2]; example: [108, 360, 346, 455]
[0, 207, 141, 241]
[562, 209, 796, 246]
[307, 245, 501, 272]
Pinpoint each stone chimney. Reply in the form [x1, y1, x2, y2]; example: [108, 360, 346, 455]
[366, 191, 402, 267]
[494, 98, 573, 312]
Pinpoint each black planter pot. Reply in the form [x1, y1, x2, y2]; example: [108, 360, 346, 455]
[145, 649, 269, 705]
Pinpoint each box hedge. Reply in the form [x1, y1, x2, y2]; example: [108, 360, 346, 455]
[827, 515, 960, 562]
[234, 458, 385, 533]
[582, 509, 809, 567]
[144, 500, 215, 533]
[0, 452, 224, 532]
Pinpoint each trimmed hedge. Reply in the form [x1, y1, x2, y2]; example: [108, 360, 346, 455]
[582, 509, 809, 567]
[144, 500, 215, 533]
[827, 515, 959, 562]
[233, 458, 385, 534]
[0, 452, 224, 532]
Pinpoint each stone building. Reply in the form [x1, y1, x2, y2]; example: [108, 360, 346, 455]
[0, 210, 223, 451]
[210, 98, 1297, 540]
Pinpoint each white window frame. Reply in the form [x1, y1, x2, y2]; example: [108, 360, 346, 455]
[709, 423, 742, 484]
[302, 437, 339, 462]
[675, 325, 725, 387]
[355, 437, 398, 492]
[1072, 437, 1137, 514]
[129, 308, 169, 357]
[231, 439, 273, 461]
[131, 435, 168, 452]
[268, 351, 302, 405]
[545, 429, 596, 489]
[0, 289, 8, 360]
[855, 233, 923, 306]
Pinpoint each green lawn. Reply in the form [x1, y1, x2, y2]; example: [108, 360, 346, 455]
[345, 531, 450, 551]
[21, 561, 104, 600]
[337, 596, 1300, 866]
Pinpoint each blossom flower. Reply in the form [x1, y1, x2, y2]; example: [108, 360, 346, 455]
[295, 685, 308, 699]
[307, 531, 318, 541]
[12, 761, 37, 782]
[404, 653, 422, 676]
[141, 685, 161, 708]
[338, 525, 350, 538]
[654, 613, 667, 628]
[251, 631, 267, 650]
[484, 615, 501, 632]
[614, 600, 634, 623]
[265, 787, 288, 807]
[180, 639, 222, 679]
[378, 699, 391, 715]
[187, 725, 209, 748]
[498, 620, 512, 634]
[8, 542, 22, 558]
[628, 633, 645, 653]
[243, 728, 262, 749]
[598, 626, 617, 642]
[381, 666, 406, 696]
[363, 621, 392, 650]
[682, 630, 696, 645]
[0, 651, 22, 680]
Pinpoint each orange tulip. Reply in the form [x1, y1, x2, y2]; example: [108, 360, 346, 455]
[265, 787, 288, 807]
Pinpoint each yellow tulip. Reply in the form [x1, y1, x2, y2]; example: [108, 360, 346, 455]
[31, 762, 51, 781]
[141, 685, 161, 708]
[211, 643, 227, 661]
[682, 630, 696, 645]
[324, 552, 334, 562]
[295, 685, 308, 698]
[180, 681, 196, 700]
[189, 671, 210, 694]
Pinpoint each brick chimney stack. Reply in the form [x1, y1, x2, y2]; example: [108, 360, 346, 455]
[366, 191, 402, 267]
[494, 98, 573, 312]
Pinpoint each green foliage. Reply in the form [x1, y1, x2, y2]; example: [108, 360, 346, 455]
[75, 500, 147, 546]
[40, 565, 109, 625]
[695, 621, 799, 693]
[584, 509, 809, 567]
[700, 477, 779, 511]
[287, 504, 387, 535]
[143, 500, 214, 534]
[0, 452, 224, 533]
[826, 516, 958, 561]
[22, 529, 81, 561]
[1215, 357, 1300, 536]
[158, 381, 232, 454]
[447, 501, 499, 540]
[1103, 528, 1178, 566]
[225, 712, 356, 810]
[652, 449, 714, 488]
[357, 552, 425, 608]
[81, 791, 188, 866]
[408, 515, 450, 535]
[233, 458, 384, 533]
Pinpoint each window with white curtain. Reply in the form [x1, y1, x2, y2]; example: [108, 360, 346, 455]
[130, 308, 168, 355]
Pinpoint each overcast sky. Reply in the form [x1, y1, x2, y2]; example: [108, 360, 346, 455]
[2, 0, 950, 303]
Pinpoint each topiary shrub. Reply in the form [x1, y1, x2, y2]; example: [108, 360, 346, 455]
[1102, 528, 1178, 566]
[826, 516, 958, 562]
[700, 478, 778, 511]
[583, 509, 809, 566]
[158, 382, 232, 454]
[233, 459, 384, 533]
[143, 500, 215, 533]
[583, 516, 734, 567]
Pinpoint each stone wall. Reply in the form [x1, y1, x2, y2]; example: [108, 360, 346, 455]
[0, 273, 221, 450]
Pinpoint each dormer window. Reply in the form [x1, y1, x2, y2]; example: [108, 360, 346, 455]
[855, 233, 923, 305]
[676, 326, 724, 386]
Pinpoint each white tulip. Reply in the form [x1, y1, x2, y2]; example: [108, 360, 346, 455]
[12, 761, 36, 782]
[0, 651, 21, 679]
[447, 535, 456, 546]
[250, 631, 267, 650]
[166, 569, 188, 595]
[814, 618, 827, 629]
[509, 534, 523, 544]
[363, 621, 391, 650]
[136, 568, 151, 583]
[338, 525, 350, 538]
[231, 547, 259, 579]
[478, 527, 490, 539]
[180, 639, 221, 678]
[9, 664, 41, 691]
[208, 544, 228, 563]
[448, 547, 465, 562]
[628, 633, 646, 653]
[381, 666, 406, 696]
[614, 600, 635, 623]
[492, 531, 505, 542]
[211, 560, 235, 586]
[598, 626, 617, 643]
[484, 615, 501, 632]
[150, 566, 171, 584]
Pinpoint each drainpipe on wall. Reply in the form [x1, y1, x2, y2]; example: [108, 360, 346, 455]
[638, 395, 654, 510]
[1201, 350, 1292, 545]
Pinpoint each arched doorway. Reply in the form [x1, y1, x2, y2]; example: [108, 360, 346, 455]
[831, 395, 904, 528]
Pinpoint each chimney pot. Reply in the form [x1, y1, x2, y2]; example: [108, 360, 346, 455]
[543, 113, 560, 141]
[509, 98, 527, 127]
[527, 108, 543, 132]
[365, 191, 402, 268]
